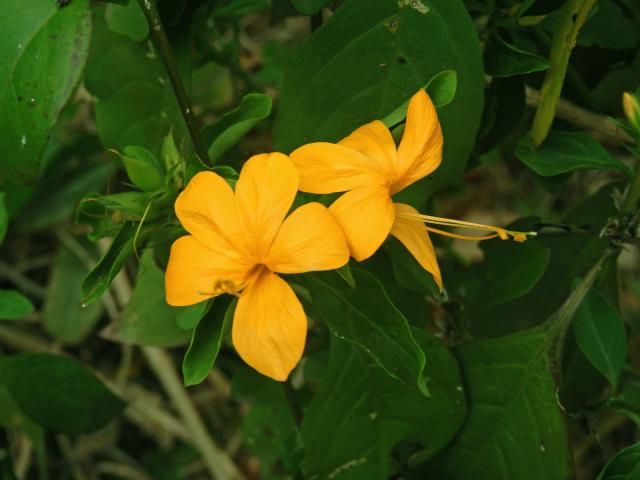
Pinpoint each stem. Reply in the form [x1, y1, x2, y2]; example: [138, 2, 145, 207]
[143, 348, 244, 480]
[282, 379, 303, 426]
[530, 0, 597, 146]
[622, 162, 640, 213]
[136, 0, 211, 165]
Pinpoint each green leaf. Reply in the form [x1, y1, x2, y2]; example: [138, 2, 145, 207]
[175, 300, 210, 331]
[105, 0, 149, 42]
[484, 34, 550, 78]
[202, 93, 273, 163]
[0, 290, 34, 321]
[381, 69, 458, 127]
[120, 146, 165, 192]
[274, 0, 484, 188]
[182, 299, 234, 386]
[597, 442, 640, 480]
[572, 288, 626, 386]
[431, 326, 571, 479]
[0, 0, 92, 184]
[302, 329, 466, 479]
[468, 238, 550, 306]
[212, 0, 270, 18]
[85, 9, 186, 155]
[304, 268, 427, 394]
[515, 131, 630, 177]
[93, 191, 154, 218]
[43, 243, 103, 344]
[103, 250, 191, 347]
[0, 353, 125, 434]
[0, 193, 7, 246]
[81, 222, 136, 304]
[291, 0, 329, 15]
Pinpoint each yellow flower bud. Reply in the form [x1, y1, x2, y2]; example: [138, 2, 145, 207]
[623, 92, 640, 130]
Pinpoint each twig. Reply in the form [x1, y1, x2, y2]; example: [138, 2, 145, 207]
[142, 347, 244, 480]
[525, 87, 632, 146]
[530, 0, 597, 146]
[0, 324, 52, 352]
[0, 260, 46, 299]
[136, 0, 211, 165]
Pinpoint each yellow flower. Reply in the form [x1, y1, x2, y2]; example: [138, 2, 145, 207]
[165, 153, 349, 381]
[291, 90, 532, 290]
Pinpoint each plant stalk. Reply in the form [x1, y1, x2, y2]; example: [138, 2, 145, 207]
[136, 0, 211, 165]
[530, 0, 597, 146]
[622, 162, 640, 214]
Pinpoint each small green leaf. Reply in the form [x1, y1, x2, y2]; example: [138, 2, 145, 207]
[105, 0, 148, 42]
[0, 193, 7, 246]
[0, 290, 34, 321]
[469, 238, 550, 306]
[484, 35, 550, 78]
[0, 353, 125, 434]
[93, 191, 154, 217]
[304, 268, 428, 395]
[81, 222, 136, 304]
[572, 288, 626, 386]
[182, 299, 234, 386]
[0, 0, 92, 183]
[103, 250, 191, 347]
[202, 93, 273, 162]
[515, 131, 630, 177]
[120, 146, 165, 192]
[291, 0, 330, 15]
[381, 70, 458, 127]
[212, 0, 270, 18]
[597, 442, 640, 480]
[43, 243, 103, 344]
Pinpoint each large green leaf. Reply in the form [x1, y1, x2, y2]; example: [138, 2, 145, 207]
[431, 325, 571, 479]
[302, 329, 466, 479]
[103, 250, 191, 347]
[515, 131, 630, 177]
[0, 193, 7, 245]
[597, 442, 640, 479]
[85, 9, 186, 155]
[43, 243, 103, 344]
[0, 0, 91, 184]
[572, 288, 626, 386]
[304, 269, 427, 394]
[0, 353, 125, 434]
[274, 0, 484, 189]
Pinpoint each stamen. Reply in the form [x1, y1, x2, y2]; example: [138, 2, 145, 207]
[198, 278, 244, 298]
[398, 211, 536, 242]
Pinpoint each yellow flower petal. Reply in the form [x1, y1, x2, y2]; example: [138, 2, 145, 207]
[235, 153, 299, 260]
[329, 185, 395, 261]
[290, 142, 388, 194]
[391, 203, 442, 290]
[232, 271, 307, 381]
[265, 202, 349, 274]
[338, 120, 397, 179]
[165, 236, 253, 306]
[175, 171, 247, 256]
[393, 90, 443, 194]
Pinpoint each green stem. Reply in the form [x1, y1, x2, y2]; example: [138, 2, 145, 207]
[530, 0, 597, 146]
[136, 0, 211, 165]
[622, 161, 640, 214]
[282, 379, 303, 426]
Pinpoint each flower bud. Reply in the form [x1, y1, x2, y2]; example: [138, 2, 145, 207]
[623, 92, 640, 132]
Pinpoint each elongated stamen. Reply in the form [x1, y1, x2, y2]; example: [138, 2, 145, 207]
[398, 211, 535, 242]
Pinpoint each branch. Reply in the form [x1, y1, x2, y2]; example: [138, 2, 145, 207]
[525, 87, 632, 146]
[137, 0, 211, 165]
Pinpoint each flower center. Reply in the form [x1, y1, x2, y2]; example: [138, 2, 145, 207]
[396, 211, 535, 243]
